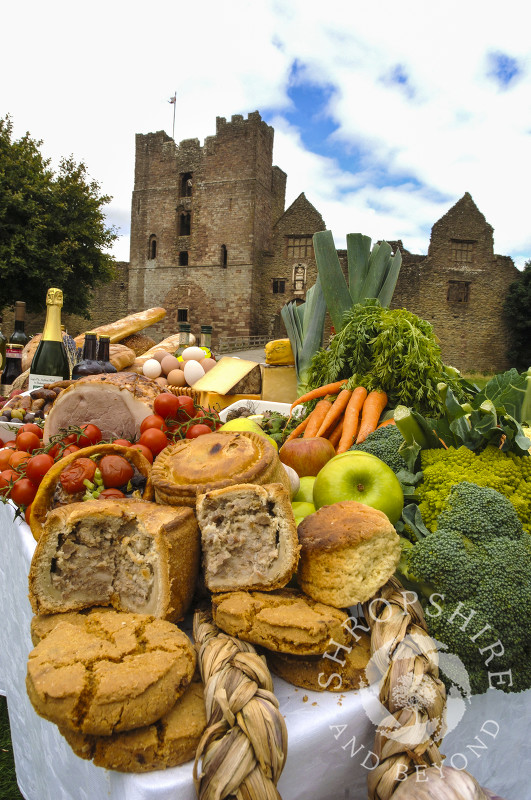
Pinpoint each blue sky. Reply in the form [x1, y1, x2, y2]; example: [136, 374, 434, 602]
[2, 0, 530, 268]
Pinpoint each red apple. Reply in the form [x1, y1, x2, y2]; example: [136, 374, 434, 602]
[278, 436, 336, 478]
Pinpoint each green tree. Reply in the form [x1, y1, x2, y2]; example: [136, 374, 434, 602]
[503, 259, 531, 370]
[0, 115, 117, 317]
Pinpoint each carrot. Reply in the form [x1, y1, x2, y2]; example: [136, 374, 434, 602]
[315, 389, 352, 438]
[328, 418, 344, 449]
[284, 415, 310, 442]
[355, 390, 388, 444]
[289, 380, 349, 415]
[336, 386, 368, 453]
[376, 418, 396, 429]
[303, 399, 333, 438]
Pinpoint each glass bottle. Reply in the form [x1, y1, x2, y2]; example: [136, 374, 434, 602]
[29, 288, 71, 390]
[10, 301, 30, 348]
[96, 335, 117, 373]
[200, 324, 213, 358]
[175, 322, 192, 358]
[0, 344, 23, 396]
[0, 316, 6, 377]
[71, 333, 103, 379]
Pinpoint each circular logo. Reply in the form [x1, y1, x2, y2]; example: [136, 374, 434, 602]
[359, 631, 472, 746]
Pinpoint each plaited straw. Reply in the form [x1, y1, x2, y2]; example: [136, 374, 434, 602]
[363, 578, 496, 800]
[193, 608, 288, 800]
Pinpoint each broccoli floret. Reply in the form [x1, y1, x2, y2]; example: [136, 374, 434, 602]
[397, 483, 531, 695]
[418, 445, 531, 533]
[349, 424, 408, 473]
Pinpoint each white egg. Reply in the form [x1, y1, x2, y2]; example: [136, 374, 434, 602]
[143, 358, 162, 379]
[181, 346, 206, 362]
[183, 359, 205, 386]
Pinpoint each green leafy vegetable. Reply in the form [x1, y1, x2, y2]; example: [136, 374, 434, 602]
[281, 278, 326, 394]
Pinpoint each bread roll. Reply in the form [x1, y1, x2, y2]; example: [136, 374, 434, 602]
[297, 501, 401, 607]
[28, 498, 200, 621]
[196, 483, 299, 592]
[108, 343, 136, 370]
[119, 333, 157, 356]
[73, 307, 167, 346]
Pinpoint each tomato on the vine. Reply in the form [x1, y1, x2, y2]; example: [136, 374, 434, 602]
[173, 396, 196, 423]
[112, 439, 132, 447]
[138, 428, 169, 456]
[185, 423, 214, 439]
[60, 458, 97, 493]
[25, 453, 55, 485]
[0, 447, 17, 471]
[15, 431, 41, 453]
[0, 469, 19, 495]
[98, 455, 134, 488]
[9, 450, 31, 470]
[10, 478, 37, 508]
[98, 488, 126, 499]
[19, 423, 43, 439]
[140, 414, 168, 434]
[153, 393, 180, 420]
[129, 443, 154, 463]
[76, 424, 102, 448]
[62, 444, 80, 457]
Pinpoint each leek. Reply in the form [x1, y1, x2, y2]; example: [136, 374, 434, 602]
[281, 277, 326, 394]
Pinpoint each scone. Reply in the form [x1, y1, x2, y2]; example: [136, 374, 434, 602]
[26, 609, 196, 736]
[151, 430, 291, 507]
[265, 629, 371, 692]
[196, 483, 300, 592]
[28, 499, 200, 622]
[60, 679, 206, 772]
[211, 589, 350, 655]
[297, 501, 401, 606]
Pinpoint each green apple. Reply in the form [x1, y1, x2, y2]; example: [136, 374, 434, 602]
[312, 451, 403, 524]
[291, 500, 316, 521]
[293, 475, 316, 504]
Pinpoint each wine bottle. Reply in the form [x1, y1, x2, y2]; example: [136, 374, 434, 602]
[29, 288, 71, 390]
[175, 322, 192, 358]
[0, 316, 6, 377]
[10, 301, 30, 348]
[71, 333, 104, 379]
[0, 344, 23, 396]
[96, 335, 117, 373]
[199, 324, 213, 358]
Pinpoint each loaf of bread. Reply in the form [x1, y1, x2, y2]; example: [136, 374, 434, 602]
[73, 307, 167, 346]
[119, 333, 157, 356]
[129, 333, 183, 373]
[196, 483, 300, 592]
[297, 501, 401, 607]
[28, 498, 200, 621]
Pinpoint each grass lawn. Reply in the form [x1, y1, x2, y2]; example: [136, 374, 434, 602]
[0, 696, 24, 799]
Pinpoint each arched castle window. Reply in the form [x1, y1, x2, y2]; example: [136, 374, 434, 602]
[179, 251, 189, 266]
[179, 212, 191, 236]
[180, 172, 193, 197]
[221, 245, 227, 267]
[149, 235, 157, 260]
[292, 263, 306, 293]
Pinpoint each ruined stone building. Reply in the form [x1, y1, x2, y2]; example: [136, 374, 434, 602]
[127, 110, 520, 374]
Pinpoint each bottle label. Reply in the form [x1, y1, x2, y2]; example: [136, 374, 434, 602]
[6, 346, 22, 358]
[28, 373, 64, 391]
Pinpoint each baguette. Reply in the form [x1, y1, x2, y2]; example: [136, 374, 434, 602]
[73, 307, 167, 346]
[129, 333, 183, 373]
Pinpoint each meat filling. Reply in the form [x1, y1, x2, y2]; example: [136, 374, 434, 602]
[50, 517, 155, 610]
[200, 494, 281, 583]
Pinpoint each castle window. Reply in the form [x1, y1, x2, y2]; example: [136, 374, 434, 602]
[447, 280, 470, 303]
[293, 263, 306, 292]
[179, 212, 191, 236]
[451, 239, 476, 265]
[149, 235, 157, 259]
[221, 244, 228, 267]
[179, 251, 188, 266]
[180, 172, 193, 197]
[273, 279, 286, 294]
[286, 236, 313, 260]
[177, 308, 188, 322]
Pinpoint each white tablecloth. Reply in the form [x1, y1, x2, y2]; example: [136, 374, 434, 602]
[0, 501, 529, 800]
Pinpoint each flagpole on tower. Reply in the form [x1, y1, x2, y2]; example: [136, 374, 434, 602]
[168, 92, 177, 140]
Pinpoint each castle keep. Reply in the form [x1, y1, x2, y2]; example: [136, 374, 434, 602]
[128, 110, 520, 374]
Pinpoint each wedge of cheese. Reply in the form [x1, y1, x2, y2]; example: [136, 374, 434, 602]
[191, 357, 262, 396]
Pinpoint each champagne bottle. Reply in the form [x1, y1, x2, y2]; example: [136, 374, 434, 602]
[10, 301, 30, 348]
[71, 333, 103, 379]
[29, 288, 71, 390]
[96, 335, 117, 373]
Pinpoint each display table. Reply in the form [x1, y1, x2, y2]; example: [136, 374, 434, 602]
[0, 501, 528, 800]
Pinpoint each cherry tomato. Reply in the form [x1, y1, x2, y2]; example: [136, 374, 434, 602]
[3, 440, 17, 448]
[98, 488, 126, 499]
[47, 442, 63, 460]
[0, 447, 17, 471]
[62, 433, 78, 445]
[19, 423, 43, 439]
[138, 428, 169, 456]
[173, 396, 196, 423]
[140, 414, 168, 434]
[25, 504, 32, 524]
[0, 469, 19, 496]
[185, 423, 214, 439]
[129, 443, 153, 463]
[10, 477, 38, 507]
[25, 453, 55, 485]
[62, 444, 80, 457]
[76, 424, 102, 448]
[9, 450, 31, 470]
[15, 431, 41, 453]
[60, 458, 97, 493]
[153, 393, 180, 420]
[99, 455, 134, 488]
[112, 439, 132, 447]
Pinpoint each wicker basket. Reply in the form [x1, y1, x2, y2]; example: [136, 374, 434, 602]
[166, 385, 202, 404]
